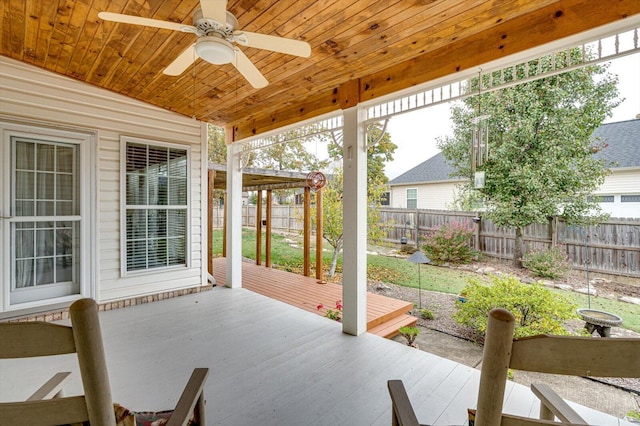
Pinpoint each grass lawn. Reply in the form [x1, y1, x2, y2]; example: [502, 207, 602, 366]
[211, 228, 640, 333]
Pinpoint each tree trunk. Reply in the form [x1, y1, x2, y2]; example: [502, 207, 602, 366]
[328, 240, 342, 277]
[513, 227, 523, 268]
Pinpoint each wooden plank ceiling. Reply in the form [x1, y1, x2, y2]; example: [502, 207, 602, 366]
[2, 1, 640, 141]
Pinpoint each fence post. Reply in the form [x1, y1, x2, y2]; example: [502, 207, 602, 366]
[550, 216, 558, 246]
[473, 214, 481, 251]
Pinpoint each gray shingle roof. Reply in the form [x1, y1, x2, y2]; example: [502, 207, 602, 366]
[389, 119, 640, 186]
[388, 151, 458, 185]
[591, 118, 640, 168]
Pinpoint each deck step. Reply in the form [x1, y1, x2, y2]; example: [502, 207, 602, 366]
[368, 314, 418, 338]
[366, 300, 414, 329]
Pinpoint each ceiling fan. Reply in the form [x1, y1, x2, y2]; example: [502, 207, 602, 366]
[98, 0, 311, 89]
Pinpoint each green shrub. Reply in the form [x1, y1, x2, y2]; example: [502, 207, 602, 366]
[422, 220, 477, 265]
[522, 245, 571, 279]
[452, 275, 577, 339]
[398, 326, 420, 347]
[626, 410, 640, 421]
[420, 308, 435, 320]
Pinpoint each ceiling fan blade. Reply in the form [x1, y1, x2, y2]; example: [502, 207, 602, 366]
[98, 12, 194, 32]
[233, 49, 268, 89]
[163, 44, 198, 76]
[200, 0, 228, 26]
[235, 31, 311, 58]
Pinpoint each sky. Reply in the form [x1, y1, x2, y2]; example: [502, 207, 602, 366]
[384, 53, 640, 180]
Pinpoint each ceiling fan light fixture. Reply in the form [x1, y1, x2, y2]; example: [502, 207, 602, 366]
[196, 36, 235, 65]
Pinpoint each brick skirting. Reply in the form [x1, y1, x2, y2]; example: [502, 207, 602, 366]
[4, 285, 213, 323]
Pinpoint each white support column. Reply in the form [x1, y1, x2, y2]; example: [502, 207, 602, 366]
[341, 106, 367, 336]
[226, 142, 243, 288]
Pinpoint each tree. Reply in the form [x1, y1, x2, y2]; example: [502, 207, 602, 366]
[207, 124, 227, 164]
[313, 166, 388, 277]
[438, 54, 620, 267]
[316, 123, 396, 277]
[318, 167, 344, 277]
[256, 139, 329, 172]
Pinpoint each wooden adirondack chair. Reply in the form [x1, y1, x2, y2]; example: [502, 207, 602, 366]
[0, 298, 209, 426]
[388, 307, 640, 426]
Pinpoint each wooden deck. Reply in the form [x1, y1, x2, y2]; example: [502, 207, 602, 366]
[1, 289, 630, 425]
[212, 257, 417, 338]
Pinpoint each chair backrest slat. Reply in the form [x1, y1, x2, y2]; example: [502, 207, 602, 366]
[510, 334, 640, 377]
[1, 395, 89, 426]
[0, 322, 76, 358]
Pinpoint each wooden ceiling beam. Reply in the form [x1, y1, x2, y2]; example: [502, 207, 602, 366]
[231, 0, 640, 141]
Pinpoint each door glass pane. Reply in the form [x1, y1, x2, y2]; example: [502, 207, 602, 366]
[10, 137, 81, 305]
[57, 201, 73, 215]
[57, 174, 73, 200]
[57, 146, 73, 172]
[16, 141, 35, 170]
[37, 229, 54, 256]
[15, 259, 35, 288]
[15, 229, 34, 258]
[37, 201, 54, 216]
[37, 144, 56, 171]
[36, 258, 54, 285]
[16, 171, 34, 199]
[15, 201, 34, 216]
[37, 172, 54, 199]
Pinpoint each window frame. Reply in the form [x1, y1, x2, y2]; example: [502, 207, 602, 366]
[120, 136, 191, 277]
[406, 188, 418, 209]
[1, 121, 94, 312]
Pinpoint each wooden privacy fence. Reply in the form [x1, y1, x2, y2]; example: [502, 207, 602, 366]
[212, 206, 640, 278]
[378, 208, 640, 278]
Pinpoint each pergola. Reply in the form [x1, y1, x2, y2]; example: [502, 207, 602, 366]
[3, 0, 640, 336]
[207, 163, 324, 281]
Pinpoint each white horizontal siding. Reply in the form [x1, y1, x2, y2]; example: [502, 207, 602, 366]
[0, 57, 207, 305]
[390, 182, 459, 209]
[594, 169, 640, 218]
[596, 169, 640, 194]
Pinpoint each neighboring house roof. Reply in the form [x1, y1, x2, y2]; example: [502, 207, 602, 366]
[388, 152, 459, 185]
[592, 118, 640, 168]
[389, 118, 640, 186]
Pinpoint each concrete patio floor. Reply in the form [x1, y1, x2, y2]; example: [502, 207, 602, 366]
[0, 288, 632, 425]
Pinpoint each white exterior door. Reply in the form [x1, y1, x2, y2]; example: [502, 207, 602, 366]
[1, 122, 92, 311]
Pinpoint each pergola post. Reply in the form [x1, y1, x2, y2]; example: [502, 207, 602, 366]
[303, 187, 311, 277]
[266, 189, 273, 268]
[315, 188, 323, 281]
[256, 190, 263, 265]
[341, 104, 367, 336]
[226, 138, 243, 288]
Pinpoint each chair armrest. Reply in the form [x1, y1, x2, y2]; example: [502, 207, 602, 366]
[27, 372, 73, 400]
[531, 383, 587, 424]
[166, 368, 209, 426]
[388, 380, 422, 426]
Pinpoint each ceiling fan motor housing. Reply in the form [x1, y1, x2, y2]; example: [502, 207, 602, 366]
[193, 8, 238, 37]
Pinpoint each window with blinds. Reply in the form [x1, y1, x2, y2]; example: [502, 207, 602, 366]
[124, 141, 188, 272]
